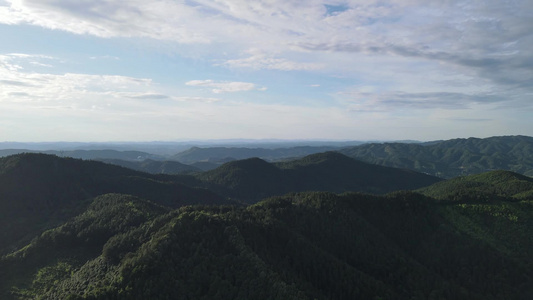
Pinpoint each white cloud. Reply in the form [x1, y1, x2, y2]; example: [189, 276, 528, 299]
[173, 96, 221, 103]
[89, 55, 120, 60]
[185, 80, 266, 93]
[1, 0, 214, 43]
[1, 1, 532, 140]
[0, 53, 210, 113]
[342, 90, 508, 113]
[2, 0, 532, 86]
[222, 50, 324, 71]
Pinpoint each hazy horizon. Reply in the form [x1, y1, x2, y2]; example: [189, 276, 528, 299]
[2, 134, 528, 145]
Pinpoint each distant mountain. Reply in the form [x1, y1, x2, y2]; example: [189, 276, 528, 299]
[171, 146, 340, 164]
[46, 149, 164, 161]
[97, 158, 201, 174]
[1, 191, 530, 299]
[0, 149, 34, 157]
[339, 135, 533, 178]
[0, 153, 227, 255]
[190, 160, 224, 171]
[0, 148, 163, 161]
[196, 152, 442, 202]
[418, 170, 533, 202]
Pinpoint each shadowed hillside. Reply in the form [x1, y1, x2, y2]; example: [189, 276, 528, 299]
[0, 153, 227, 255]
[171, 146, 339, 163]
[1, 152, 531, 299]
[1, 191, 530, 299]
[196, 152, 442, 202]
[97, 158, 201, 175]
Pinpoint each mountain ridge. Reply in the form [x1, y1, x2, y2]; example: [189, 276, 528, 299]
[1, 191, 530, 299]
[0, 153, 227, 255]
[339, 135, 533, 178]
[197, 152, 442, 202]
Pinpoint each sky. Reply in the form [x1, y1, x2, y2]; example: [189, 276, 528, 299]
[0, 0, 532, 142]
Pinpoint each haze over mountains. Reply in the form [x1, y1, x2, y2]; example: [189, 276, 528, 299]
[0, 154, 531, 299]
[0, 135, 532, 299]
[1, 136, 532, 178]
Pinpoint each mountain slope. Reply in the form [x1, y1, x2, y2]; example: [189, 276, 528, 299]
[1, 191, 531, 299]
[277, 151, 441, 193]
[0, 149, 162, 160]
[339, 135, 533, 178]
[196, 152, 442, 202]
[0, 153, 226, 255]
[97, 158, 201, 174]
[171, 146, 339, 163]
[418, 170, 533, 202]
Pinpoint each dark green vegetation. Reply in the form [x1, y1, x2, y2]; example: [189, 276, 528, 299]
[0, 151, 532, 299]
[0, 153, 227, 256]
[197, 152, 441, 202]
[0, 149, 162, 161]
[171, 146, 340, 164]
[97, 159, 201, 175]
[1, 190, 531, 299]
[418, 170, 533, 202]
[3, 136, 531, 179]
[339, 135, 533, 178]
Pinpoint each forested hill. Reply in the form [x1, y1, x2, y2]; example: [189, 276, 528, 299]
[0, 150, 531, 299]
[196, 152, 442, 202]
[1, 191, 530, 299]
[339, 135, 533, 178]
[97, 158, 201, 175]
[0, 153, 227, 255]
[418, 170, 533, 202]
[0, 149, 162, 161]
[171, 146, 339, 163]
[0, 151, 443, 254]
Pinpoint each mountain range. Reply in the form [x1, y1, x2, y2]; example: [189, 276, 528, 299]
[2, 136, 532, 178]
[339, 135, 533, 178]
[0, 139, 532, 299]
[0, 153, 226, 256]
[196, 152, 441, 202]
[0, 173, 531, 299]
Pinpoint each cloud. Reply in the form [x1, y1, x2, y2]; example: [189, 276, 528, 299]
[0, 53, 167, 112]
[186, 80, 266, 93]
[344, 91, 508, 112]
[222, 49, 324, 71]
[2, 1, 531, 84]
[173, 96, 221, 103]
[89, 55, 120, 60]
[448, 118, 492, 122]
[1, 0, 532, 139]
[0, 53, 58, 72]
[1, 0, 213, 43]
[8, 92, 31, 97]
[121, 93, 169, 100]
[0, 79, 35, 87]
[0, 53, 230, 119]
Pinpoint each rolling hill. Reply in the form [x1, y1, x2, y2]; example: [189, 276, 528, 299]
[0, 153, 227, 255]
[1, 191, 530, 299]
[171, 146, 340, 164]
[339, 135, 533, 178]
[97, 158, 201, 175]
[196, 152, 442, 202]
[0, 149, 531, 299]
[0, 149, 163, 161]
[418, 170, 533, 202]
